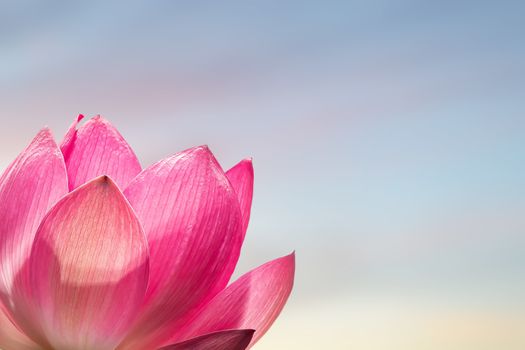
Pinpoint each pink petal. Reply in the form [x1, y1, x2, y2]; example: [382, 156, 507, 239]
[60, 115, 141, 190]
[226, 158, 254, 237]
[118, 146, 243, 350]
[0, 305, 39, 350]
[171, 253, 295, 348]
[159, 330, 254, 350]
[0, 129, 67, 307]
[12, 176, 149, 350]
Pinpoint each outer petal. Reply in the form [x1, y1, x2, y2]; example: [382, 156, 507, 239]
[118, 146, 243, 350]
[159, 330, 254, 350]
[226, 158, 254, 237]
[60, 115, 141, 190]
[12, 176, 149, 350]
[170, 253, 295, 348]
[0, 129, 67, 307]
[0, 306, 39, 350]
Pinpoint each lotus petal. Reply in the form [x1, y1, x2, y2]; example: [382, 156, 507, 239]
[60, 115, 141, 190]
[0, 305, 39, 350]
[0, 129, 67, 308]
[159, 329, 254, 350]
[12, 176, 149, 350]
[226, 158, 254, 237]
[119, 146, 243, 349]
[172, 253, 295, 348]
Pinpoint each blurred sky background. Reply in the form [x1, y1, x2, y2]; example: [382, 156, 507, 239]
[1, 1, 524, 349]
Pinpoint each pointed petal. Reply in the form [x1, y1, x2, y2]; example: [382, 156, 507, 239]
[12, 176, 149, 350]
[118, 146, 243, 349]
[0, 129, 67, 306]
[172, 253, 295, 348]
[0, 305, 40, 350]
[60, 115, 141, 190]
[226, 158, 254, 237]
[159, 330, 254, 350]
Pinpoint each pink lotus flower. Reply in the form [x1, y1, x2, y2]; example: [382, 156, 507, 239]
[0, 115, 294, 350]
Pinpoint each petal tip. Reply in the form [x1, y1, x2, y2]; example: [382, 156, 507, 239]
[184, 145, 219, 164]
[33, 128, 59, 149]
[193, 145, 211, 154]
[81, 115, 113, 129]
[78, 175, 120, 193]
[88, 114, 109, 126]
[38, 127, 53, 138]
[99, 174, 110, 183]
[227, 157, 253, 175]
[281, 251, 296, 272]
[243, 157, 254, 171]
[236, 157, 253, 170]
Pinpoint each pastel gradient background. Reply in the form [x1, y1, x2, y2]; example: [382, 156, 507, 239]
[1, 1, 524, 349]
